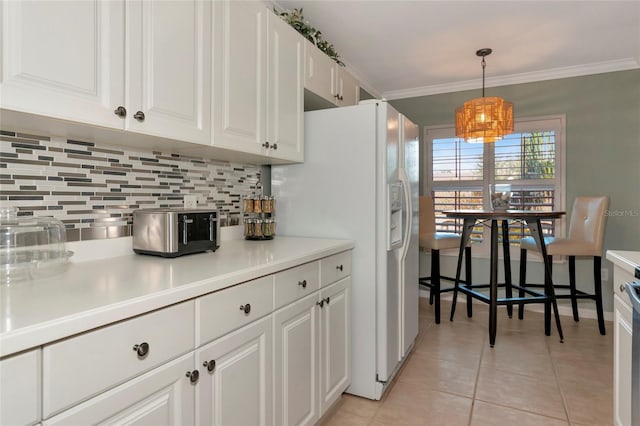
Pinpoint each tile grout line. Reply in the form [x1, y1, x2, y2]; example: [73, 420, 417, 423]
[546, 334, 572, 424]
[467, 331, 487, 426]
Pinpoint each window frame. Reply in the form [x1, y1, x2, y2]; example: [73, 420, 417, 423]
[424, 114, 567, 258]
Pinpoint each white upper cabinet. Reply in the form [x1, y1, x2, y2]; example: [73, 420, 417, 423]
[304, 39, 360, 108]
[125, 0, 211, 144]
[266, 10, 304, 162]
[0, 0, 211, 145]
[303, 39, 336, 106]
[334, 66, 360, 107]
[212, 0, 267, 156]
[0, 0, 125, 129]
[212, 2, 303, 162]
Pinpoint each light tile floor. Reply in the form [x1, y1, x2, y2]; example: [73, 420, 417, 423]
[321, 298, 613, 426]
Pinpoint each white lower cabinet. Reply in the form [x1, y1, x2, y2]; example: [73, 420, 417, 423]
[6, 250, 351, 426]
[43, 353, 195, 426]
[613, 264, 634, 426]
[196, 316, 273, 426]
[0, 349, 41, 426]
[319, 278, 351, 413]
[273, 276, 351, 426]
[274, 292, 320, 426]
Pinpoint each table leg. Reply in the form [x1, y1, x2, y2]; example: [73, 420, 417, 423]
[501, 219, 513, 318]
[450, 218, 475, 322]
[489, 219, 499, 347]
[526, 219, 564, 343]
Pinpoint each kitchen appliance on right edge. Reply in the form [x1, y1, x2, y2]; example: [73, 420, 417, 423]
[272, 100, 419, 400]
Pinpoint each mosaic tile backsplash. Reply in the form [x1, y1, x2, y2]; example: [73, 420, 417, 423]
[0, 130, 263, 241]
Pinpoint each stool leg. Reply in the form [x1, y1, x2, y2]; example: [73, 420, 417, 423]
[432, 249, 441, 324]
[518, 249, 527, 320]
[544, 255, 553, 336]
[502, 219, 513, 318]
[568, 256, 579, 321]
[594, 256, 606, 335]
[465, 246, 473, 318]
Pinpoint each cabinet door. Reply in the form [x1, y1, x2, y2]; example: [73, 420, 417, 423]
[319, 277, 351, 413]
[267, 11, 304, 162]
[43, 353, 195, 426]
[0, 349, 41, 426]
[196, 316, 272, 426]
[273, 293, 320, 426]
[0, 0, 124, 128]
[303, 40, 336, 105]
[336, 67, 360, 107]
[614, 294, 633, 426]
[126, 0, 211, 144]
[212, 1, 267, 155]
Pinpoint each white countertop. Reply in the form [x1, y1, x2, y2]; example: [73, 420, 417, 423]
[0, 237, 354, 357]
[606, 250, 640, 274]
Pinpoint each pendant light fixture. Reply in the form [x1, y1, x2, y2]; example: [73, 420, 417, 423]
[455, 48, 513, 143]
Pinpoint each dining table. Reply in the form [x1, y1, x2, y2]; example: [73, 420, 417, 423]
[442, 209, 566, 347]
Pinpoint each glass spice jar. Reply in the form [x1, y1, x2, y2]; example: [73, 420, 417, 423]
[253, 219, 264, 237]
[263, 218, 276, 237]
[244, 218, 254, 238]
[253, 197, 262, 213]
[262, 196, 274, 213]
[243, 196, 254, 213]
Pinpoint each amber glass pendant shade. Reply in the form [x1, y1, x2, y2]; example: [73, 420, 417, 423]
[455, 96, 513, 143]
[456, 48, 514, 143]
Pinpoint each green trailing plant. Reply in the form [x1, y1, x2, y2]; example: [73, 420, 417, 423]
[274, 7, 345, 67]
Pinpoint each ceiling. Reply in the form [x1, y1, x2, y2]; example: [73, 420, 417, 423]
[275, 1, 640, 99]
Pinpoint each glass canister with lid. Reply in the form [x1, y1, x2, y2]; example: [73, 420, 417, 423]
[0, 207, 74, 283]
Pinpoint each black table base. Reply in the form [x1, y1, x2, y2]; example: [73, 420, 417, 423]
[448, 214, 564, 347]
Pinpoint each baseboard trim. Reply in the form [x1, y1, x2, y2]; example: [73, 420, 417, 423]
[419, 289, 613, 321]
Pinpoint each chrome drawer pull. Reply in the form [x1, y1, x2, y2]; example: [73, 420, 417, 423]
[203, 360, 216, 373]
[186, 370, 199, 384]
[132, 342, 149, 357]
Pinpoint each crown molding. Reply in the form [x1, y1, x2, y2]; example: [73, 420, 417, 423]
[383, 58, 640, 100]
[342, 64, 382, 99]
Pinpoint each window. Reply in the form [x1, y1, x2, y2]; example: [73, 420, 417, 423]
[424, 115, 566, 254]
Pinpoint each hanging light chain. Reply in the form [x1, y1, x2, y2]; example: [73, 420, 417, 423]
[481, 56, 486, 98]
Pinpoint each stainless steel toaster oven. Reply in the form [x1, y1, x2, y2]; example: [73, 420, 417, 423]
[133, 208, 220, 257]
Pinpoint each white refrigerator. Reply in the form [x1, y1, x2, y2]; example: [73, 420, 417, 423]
[272, 100, 419, 400]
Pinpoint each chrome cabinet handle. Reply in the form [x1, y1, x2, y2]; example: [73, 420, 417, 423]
[620, 284, 626, 292]
[240, 303, 251, 314]
[133, 342, 149, 357]
[133, 111, 145, 121]
[298, 280, 307, 289]
[262, 142, 270, 148]
[336, 265, 343, 271]
[114, 106, 127, 118]
[186, 370, 199, 384]
[203, 360, 216, 373]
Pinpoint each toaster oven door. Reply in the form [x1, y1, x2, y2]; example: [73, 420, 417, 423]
[178, 212, 218, 254]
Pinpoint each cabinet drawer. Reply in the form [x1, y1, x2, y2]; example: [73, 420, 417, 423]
[43, 301, 195, 418]
[320, 251, 351, 287]
[0, 349, 41, 426]
[198, 275, 274, 345]
[274, 261, 320, 308]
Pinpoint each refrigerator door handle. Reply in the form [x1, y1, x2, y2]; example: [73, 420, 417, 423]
[399, 170, 412, 259]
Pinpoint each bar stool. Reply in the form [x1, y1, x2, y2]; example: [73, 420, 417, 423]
[519, 196, 609, 334]
[419, 196, 472, 324]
